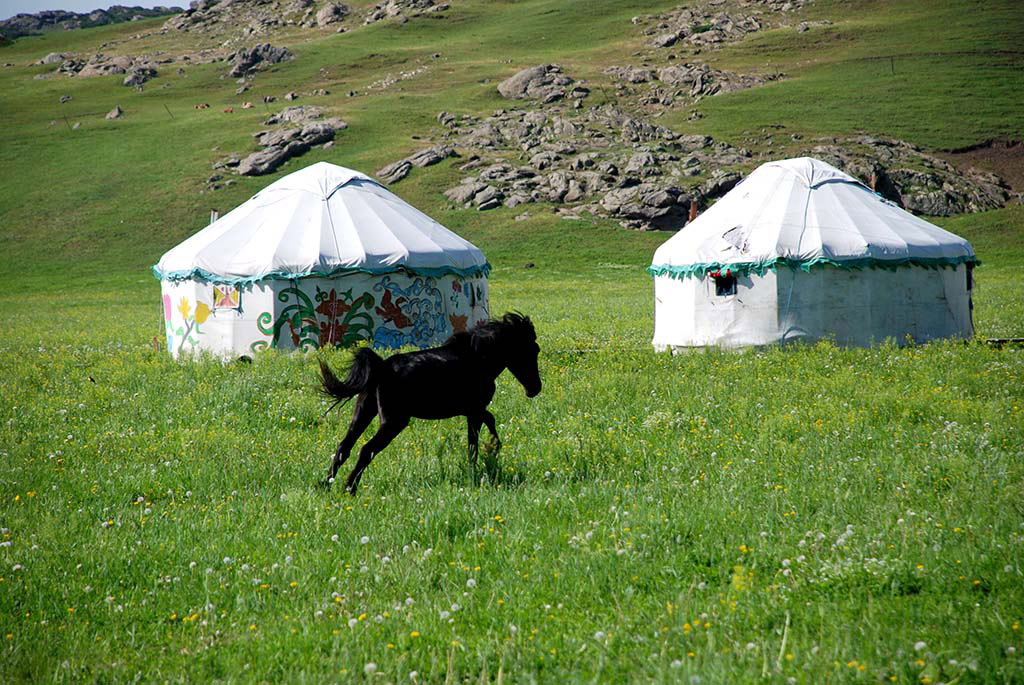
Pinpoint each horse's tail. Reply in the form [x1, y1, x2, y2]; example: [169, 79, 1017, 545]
[319, 348, 386, 412]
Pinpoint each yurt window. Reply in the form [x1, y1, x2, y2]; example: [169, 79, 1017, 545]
[212, 284, 241, 311]
[714, 272, 737, 297]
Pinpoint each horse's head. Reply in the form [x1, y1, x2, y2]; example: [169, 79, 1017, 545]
[498, 312, 541, 398]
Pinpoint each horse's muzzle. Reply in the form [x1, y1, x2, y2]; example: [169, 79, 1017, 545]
[526, 382, 541, 398]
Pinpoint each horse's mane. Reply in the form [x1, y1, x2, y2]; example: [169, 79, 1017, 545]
[443, 312, 535, 355]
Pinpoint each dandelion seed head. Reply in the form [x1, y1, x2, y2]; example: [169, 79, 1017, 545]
[360, 536, 370, 545]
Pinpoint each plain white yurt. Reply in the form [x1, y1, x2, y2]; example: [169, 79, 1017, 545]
[154, 162, 490, 358]
[649, 157, 978, 349]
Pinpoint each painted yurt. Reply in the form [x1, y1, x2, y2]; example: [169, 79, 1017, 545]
[649, 157, 978, 350]
[154, 162, 490, 359]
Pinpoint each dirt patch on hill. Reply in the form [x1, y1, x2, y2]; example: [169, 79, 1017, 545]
[938, 139, 1024, 195]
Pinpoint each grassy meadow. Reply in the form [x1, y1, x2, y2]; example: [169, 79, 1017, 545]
[1, 0, 1023, 682]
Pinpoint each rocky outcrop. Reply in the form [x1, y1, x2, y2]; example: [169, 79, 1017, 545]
[426, 105, 755, 227]
[51, 53, 170, 87]
[227, 43, 293, 78]
[375, 144, 458, 183]
[1, 6, 180, 41]
[605, 62, 780, 98]
[363, 0, 449, 25]
[637, 0, 812, 51]
[215, 106, 347, 178]
[807, 136, 1013, 216]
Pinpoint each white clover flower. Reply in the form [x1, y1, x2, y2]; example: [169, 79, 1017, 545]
[670, 659, 682, 668]
[348, 618, 358, 628]
[360, 536, 370, 545]
[594, 631, 606, 641]
[451, 603, 461, 612]
[12, 564, 22, 572]
[914, 641, 927, 651]
[509, 624, 518, 634]
[746, 642, 756, 650]
[364, 662, 377, 676]
[466, 578, 476, 588]
[382, 556, 391, 564]
[331, 534, 339, 543]
[223, 557, 231, 565]
[189, 561, 197, 569]
[405, 597, 414, 606]
[440, 610, 450, 620]
[781, 559, 791, 568]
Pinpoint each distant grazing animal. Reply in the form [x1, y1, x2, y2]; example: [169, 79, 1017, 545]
[223, 107, 234, 113]
[194, 103, 209, 109]
[318, 312, 542, 494]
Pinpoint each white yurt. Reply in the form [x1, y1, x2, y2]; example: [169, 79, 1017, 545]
[154, 162, 490, 359]
[649, 157, 978, 350]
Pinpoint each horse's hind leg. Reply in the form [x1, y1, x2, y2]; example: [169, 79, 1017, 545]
[481, 410, 501, 452]
[324, 393, 377, 486]
[345, 416, 409, 495]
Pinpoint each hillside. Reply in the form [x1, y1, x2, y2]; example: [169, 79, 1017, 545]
[0, 0, 1022, 288]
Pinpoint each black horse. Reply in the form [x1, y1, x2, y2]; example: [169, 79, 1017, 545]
[318, 312, 541, 493]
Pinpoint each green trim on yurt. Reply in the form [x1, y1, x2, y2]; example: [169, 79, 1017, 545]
[153, 262, 492, 285]
[648, 255, 980, 280]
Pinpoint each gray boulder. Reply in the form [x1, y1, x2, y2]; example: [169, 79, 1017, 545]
[316, 3, 349, 26]
[228, 44, 293, 78]
[497, 64, 575, 102]
[376, 160, 412, 184]
[105, 105, 123, 119]
[444, 182, 487, 205]
[123, 66, 156, 87]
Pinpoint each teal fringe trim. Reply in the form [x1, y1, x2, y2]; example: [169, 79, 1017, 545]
[648, 255, 980, 280]
[153, 262, 492, 285]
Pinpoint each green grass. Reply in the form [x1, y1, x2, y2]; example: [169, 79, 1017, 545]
[1, 0, 1023, 681]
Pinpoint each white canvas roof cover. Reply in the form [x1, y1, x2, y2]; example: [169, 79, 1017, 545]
[154, 162, 489, 284]
[649, 157, 978, 279]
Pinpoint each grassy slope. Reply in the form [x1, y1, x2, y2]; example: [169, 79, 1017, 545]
[0, 0, 1022, 681]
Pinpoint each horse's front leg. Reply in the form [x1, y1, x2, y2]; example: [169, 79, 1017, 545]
[345, 414, 408, 495]
[321, 393, 376, 488]
[467, 414, 483, 483]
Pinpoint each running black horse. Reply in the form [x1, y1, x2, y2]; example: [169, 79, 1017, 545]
[318, 312, 541, 493]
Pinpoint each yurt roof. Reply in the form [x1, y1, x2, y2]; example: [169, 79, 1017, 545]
[154, 162, 490, 285]
[649, 157, 978, 280]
